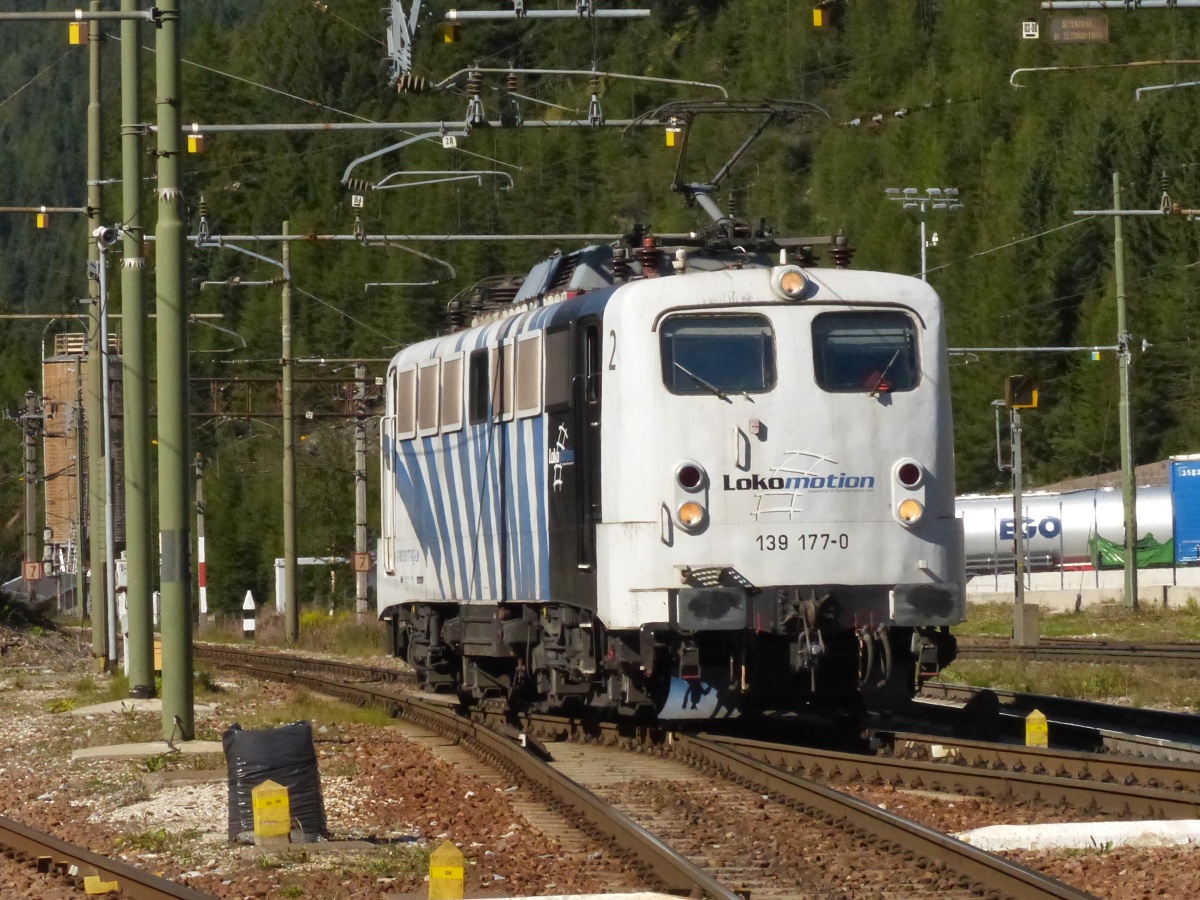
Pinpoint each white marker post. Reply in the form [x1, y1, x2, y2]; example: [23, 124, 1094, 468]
[242, 591, 256, 640]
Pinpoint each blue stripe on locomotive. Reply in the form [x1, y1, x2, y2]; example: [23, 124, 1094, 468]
[392, 288, 614, 604]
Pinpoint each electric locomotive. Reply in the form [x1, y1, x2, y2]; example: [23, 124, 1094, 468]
[377, 236, 962, 717]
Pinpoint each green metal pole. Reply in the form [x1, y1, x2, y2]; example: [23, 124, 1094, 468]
[86, 0, 108, 669]
[122, 0, 153, 698]
[1114, 172, 1139, 611]
[282, 222, 298, 644]
[155, 0, 193, 740]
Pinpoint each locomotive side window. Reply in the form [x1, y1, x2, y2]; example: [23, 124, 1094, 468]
[395, 367, 417, 440]
[811, 312, 920, 393]
[515, 332, 542, 418]
[417, 360, 440, 436]
[491, 341, 516, 422]
[441, 354, 464, 432]
[467, 349, 488, 425]
[543, 325, 571, 411]
[660, 314, 776, 396]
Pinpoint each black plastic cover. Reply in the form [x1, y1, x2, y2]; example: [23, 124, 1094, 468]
[223, 720, 327, 842]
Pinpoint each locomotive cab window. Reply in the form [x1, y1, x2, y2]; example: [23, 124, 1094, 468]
[660, 314, 776, 395]
[812, 311, 920, 393]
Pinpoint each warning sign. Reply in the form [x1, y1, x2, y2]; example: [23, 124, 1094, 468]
[352, 551, 373, 573]
[1049, 14, 1108, 43]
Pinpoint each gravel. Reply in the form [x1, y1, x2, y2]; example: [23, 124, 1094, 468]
[0, 624, 631, 899]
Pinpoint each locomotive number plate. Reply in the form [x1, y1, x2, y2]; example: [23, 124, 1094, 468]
[756, 533, 849, 551]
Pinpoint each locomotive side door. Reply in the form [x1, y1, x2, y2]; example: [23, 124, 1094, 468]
[577, 318, 603, 572]
[545, 316, 601, 609]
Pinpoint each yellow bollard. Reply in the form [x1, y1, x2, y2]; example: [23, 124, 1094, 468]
[428, 839, 465, 900]
[84, 874, 120, 894]
[1025, 709, 1049, 748]
[251, 779, 291, 847]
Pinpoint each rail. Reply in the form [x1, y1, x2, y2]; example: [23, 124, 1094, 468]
[194, 644, 737, 900]
[700, 734, 1200, 820]
[674, 735, 1095, 900]
[920, 681, 1200, 751]
[198, 644, 1098, 899]
[958, 638, 1200, 667]
[0, 814, 216, 900]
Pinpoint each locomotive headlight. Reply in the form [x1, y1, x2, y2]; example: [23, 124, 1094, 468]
[897, 498, 924, 524]
[771, 265, 808, 301]
[677, 501, 706, 529]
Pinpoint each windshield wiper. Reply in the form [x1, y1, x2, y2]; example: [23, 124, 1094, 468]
[869, 350, 901, 399]
[674, 361, 730, 402]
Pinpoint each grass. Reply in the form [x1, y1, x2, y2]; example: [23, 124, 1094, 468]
[117, 827, 203, 864]
[339, 844, 429, 879]
[234, 686, 395, 730]
[957, 600, 1200, 642]
[203, 608, 388, 658]
[942, 659, 1200, 710]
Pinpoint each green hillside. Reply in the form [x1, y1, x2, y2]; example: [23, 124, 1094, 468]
[1, 0, 1197, 611]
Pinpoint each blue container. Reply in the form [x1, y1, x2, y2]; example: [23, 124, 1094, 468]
[1171, 458, 1200, 564]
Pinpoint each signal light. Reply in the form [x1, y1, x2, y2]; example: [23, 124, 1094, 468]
[813, 0, 843, 27]
[897, 462, 922, 487]
[69, 22, 88, 45]
[665, 117, 684, 148]
[1005, 374, 1039, 409]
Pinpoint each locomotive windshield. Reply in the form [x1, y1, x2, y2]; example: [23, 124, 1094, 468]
[811, 311, 920, 393]
[660, 314, 776, 396]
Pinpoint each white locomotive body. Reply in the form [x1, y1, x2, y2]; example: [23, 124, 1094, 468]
[378, 243, 963, 716]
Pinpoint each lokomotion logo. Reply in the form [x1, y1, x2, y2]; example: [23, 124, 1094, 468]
[723, 472, 876, 491]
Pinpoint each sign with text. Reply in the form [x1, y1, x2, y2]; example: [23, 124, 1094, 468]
[352, 551, 373, 573]
[23, 561, 43, 582]
[1050, 14, 1108, 43]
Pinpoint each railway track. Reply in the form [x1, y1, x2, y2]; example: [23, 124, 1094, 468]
[918, 680, 1200, 761]
[957, 638, 1200, 667]
[0, 813, 215, 900]
[197, 643, 1095, 900]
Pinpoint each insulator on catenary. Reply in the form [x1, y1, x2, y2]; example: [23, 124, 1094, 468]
[346, 177, 373, 193]
[506, 71, 519, 93]
[589, 72, 602, 94]
[466, 70, 482, 95]
[396, 73, 428, 93]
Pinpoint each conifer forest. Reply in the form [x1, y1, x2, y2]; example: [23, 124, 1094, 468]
[1, 1, 1198, 614]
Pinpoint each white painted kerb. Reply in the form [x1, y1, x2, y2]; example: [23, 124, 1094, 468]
[958, 819, 1200, 852]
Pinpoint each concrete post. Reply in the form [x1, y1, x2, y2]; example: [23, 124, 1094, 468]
[121, 0, 154, 699]
[282, 223, 298, 643]
[1113, 172, 1139, 610]
[155, 0, 194, 741]
[86, 0, 108, 667]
